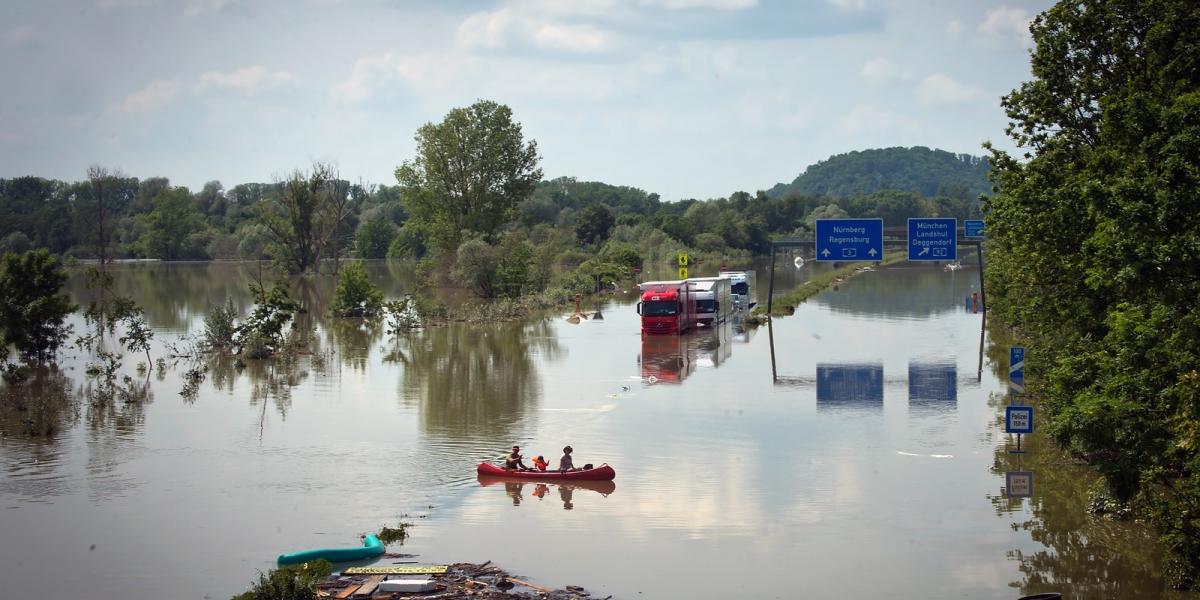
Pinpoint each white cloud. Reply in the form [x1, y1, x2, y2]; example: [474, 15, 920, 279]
[835, 104, 922, 135]
[98, 0, 158, 8]
[916, 74, 980, 105]
[638, 0, 757, 9]
[946, 19, 962, 39]
[4, 26, 36, 47]
[185, 0, 230, 17]
[195, 65, 298, 95]
[331, 53, 408, 104]
[828, 0, 865, 10]
[456, 7, 618, 54]
[120, 79, 180, 113]
[860, 57, 896, 86]
[979, 6, 1032, 47]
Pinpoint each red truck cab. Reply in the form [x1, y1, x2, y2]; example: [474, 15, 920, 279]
[637, 280, 694, 335]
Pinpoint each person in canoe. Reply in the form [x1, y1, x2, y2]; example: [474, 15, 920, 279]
[559, 445, 577, 472]
[504, 445, 529, 471]
[532, 455, 549, 471]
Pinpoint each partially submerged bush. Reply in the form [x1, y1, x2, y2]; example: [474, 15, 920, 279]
[204, 300, 238, 350]
[231, 559, 332, 600]
[329, 262, 384, 317]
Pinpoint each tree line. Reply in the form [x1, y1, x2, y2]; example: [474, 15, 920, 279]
[985, 0, 1200, 588]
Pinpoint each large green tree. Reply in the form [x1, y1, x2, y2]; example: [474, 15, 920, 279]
[395, 100, 541, 252]
[140, 187, 205, 260]
[984, 0, 1200, 587]
[0, 249, 75, 363]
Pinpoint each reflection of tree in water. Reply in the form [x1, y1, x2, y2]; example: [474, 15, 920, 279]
[988, 421, 1184, 599]
[388, 320, 560, 439]
[326, 318, 384, 371]
[0, 368, 79, 438]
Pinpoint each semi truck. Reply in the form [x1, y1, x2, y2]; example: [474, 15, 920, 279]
[637, 280, 695, 335]
[687, 276, 733, 327]
[724, 270, 757, 310]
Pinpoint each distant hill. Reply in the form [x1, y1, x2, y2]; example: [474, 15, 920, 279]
[767, 146, 991, 200]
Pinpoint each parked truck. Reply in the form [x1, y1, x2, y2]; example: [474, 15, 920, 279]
[724, 270, 757, 310]
[687, 276, 732, 327]
[637, 280, 695, 335]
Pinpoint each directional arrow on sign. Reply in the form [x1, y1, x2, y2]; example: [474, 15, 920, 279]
[917, 246, 929, 256]
[868, 248, 877, 257]
[821, 249, 831, 258]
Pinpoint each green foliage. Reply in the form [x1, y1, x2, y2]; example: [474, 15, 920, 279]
[139, 187, 206, 260]
[354, 216, 395, 259]
[377, 522, 412, 545]
[574, 203, 615, 244]
[329, 262, 384, 317]
[0, 249, 75, 363]
[204, 300, 238, 350]
[230, 560, 332, 600]
[768, 146, 990, 200]
[387, 223, 425, 259]
[234, 282, 298, 358]
[395, 100, 542, 251]
[985, 0, 1200, 587]
[597, 241, 643, 272]
[451, 238, 499, 298]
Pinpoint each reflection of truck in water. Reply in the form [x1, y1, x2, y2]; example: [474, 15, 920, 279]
[639, 323, 731, 384]
[636, 280, 695, 335]
[639, 332, 694, 384]
[687, 276, 732, 327]
[724, 271, 757, 310]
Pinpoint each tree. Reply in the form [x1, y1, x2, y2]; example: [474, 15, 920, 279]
[0, 249, 75, 363]
[86, 165, 113, 264]
[575, 203, 615, 244]
[329, 262, 384, 317]
[261, 163, 349, 274]
[140, 187, 205, 260]
[984, 0, 1200, 587]
[355, 216, 396, 259]
[395, 100, 541, 251]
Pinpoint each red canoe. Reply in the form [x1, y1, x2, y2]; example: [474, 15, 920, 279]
[476, 462, 616, 481]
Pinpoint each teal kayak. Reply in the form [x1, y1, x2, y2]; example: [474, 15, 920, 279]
[277, 534, 384, 566]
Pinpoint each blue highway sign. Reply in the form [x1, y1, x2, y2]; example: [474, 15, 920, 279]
[1010, 346, 1025, 380]
[815, 218, 883, 262]
[964, 219, 985, 238]
[908, 218, 957, 261]
[1005, 405, 1034, 434]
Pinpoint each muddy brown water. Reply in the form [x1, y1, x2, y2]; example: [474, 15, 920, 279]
[0, 260, 1192, 599]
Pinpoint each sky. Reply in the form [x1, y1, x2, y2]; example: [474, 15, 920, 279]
[0, 0, 1052, 200]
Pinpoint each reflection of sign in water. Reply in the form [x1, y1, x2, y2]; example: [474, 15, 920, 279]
[1006, 471, 1034, 498]
[1005, 405, 1034, 434]
[908, 361, 957, 411]
[678, 266, 688, 279]
[1009, 346, 1025, 380]
[816, 364, 883, 410]
[907, 218, 957, 261]
[815, 218, 883, 262]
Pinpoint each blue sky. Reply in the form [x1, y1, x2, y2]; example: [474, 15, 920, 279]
[1, 0, 1050, 200]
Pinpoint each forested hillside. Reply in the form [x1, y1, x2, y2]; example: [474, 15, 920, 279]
[767, 146, 990, 200]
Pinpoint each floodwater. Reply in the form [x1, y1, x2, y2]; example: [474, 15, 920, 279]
[0, 260, 1190, 599]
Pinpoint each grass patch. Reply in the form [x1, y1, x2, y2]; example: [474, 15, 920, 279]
[766, 255, 905, 317]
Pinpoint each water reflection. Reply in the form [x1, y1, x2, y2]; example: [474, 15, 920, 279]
[989, 423, 1183, 599]
[816, 363, 883, 411]
[814, 259, 982, 319]
[390, 321, 560, 440]
[325, 318, 385, 371]
[907, 361, 957, 413]
[477, 475, 616, 510]
[639, 334, 692, 384]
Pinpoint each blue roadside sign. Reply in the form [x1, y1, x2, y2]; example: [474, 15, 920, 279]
[908, 218, 957, 261]
[1005, 405, 1034, 434]
[964, 219, 985, 238]
[815, 218, 883, 262]
[1010, 346, 1025, 380]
